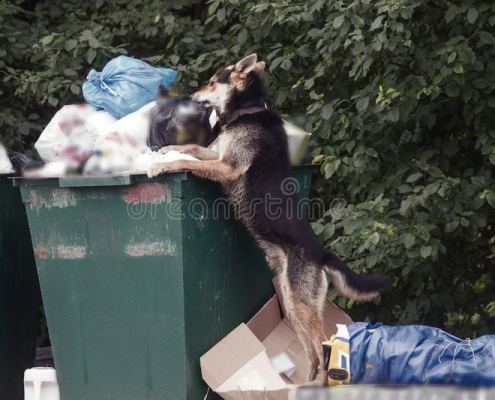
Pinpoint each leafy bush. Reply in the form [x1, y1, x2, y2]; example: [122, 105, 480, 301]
[1, 0, 495, 337]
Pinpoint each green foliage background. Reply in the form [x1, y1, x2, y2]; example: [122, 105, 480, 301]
[2, 0, 495, 337]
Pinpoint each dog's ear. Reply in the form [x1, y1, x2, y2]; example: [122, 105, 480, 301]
[253, 61, 265, 75]
[235, 54, 258, 75]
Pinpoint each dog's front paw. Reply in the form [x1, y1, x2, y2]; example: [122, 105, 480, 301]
[148, 162, 173, 178]
[158, 146, 180, 155]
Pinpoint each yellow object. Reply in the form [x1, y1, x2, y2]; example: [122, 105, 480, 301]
[323, 324, 351, 386]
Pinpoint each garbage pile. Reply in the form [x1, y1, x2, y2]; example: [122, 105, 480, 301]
[0, 55, 311, 179]
[0, 55, 214, 178]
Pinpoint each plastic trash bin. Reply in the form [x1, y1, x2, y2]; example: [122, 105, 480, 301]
[0, 175, 40, 400]
[15, 166, 317, 400]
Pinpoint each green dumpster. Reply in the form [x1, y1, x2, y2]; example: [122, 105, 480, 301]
[16, 166, 316, 400]
[0, 175, 40, 400]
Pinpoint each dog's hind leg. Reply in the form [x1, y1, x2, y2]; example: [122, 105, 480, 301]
[282, 252, 329, 385]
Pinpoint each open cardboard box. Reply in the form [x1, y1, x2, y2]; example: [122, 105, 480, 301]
[200, 278, 352, 399]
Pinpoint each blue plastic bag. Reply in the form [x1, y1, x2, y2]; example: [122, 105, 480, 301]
[348, 322, 495, 386]
[82, 56, 177, 119]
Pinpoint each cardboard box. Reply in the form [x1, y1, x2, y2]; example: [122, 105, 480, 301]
[200, 280, 352, 399]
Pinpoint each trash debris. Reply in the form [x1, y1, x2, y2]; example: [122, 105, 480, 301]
[324, 322, 495, 387]
[200, 279, 352, 399]
[0, 143, 14, 174]
[6, 149, 45, 176]
[148, 87, 214, 151]
[35, 104, 116, 163]
[85, 102, 155, 175]
[24, 367, 60, 400]
[83, 56, 177, 119]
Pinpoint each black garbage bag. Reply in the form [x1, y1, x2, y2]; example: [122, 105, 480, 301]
[7, 150, 45, 176]
[148, 87, 215, 151]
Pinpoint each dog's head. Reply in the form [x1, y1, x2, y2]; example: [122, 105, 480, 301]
[192, 54, 266, 113]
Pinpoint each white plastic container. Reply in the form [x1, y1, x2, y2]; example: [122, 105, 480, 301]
[24, 368, 60, 400]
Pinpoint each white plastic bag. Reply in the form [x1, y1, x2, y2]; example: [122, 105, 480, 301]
[85, 102, 155, 174]
[22, 160, 69, 178]
[35, 104, 116, 162]
[0, 143, 14, 174]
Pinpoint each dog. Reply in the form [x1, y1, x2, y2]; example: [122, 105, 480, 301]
[149, 54, 391, 384]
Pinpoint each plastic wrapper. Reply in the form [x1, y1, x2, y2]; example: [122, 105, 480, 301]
[35, 104, 116, 163]
[7, 150, 45, 176]
[0, 143, 14, 174]
[83, 56, 177, 119]
[85, 102, 155, 175]
[148, 88, 214, 151]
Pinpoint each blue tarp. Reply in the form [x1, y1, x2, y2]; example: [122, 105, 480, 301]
[348, 322, 495, 386]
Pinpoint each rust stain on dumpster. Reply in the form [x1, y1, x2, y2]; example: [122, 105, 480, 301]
[124, 240, 176, 257]
[123, 183, 169, 204]
[33, 244, 86, 259]
[34, 244, 48, 260]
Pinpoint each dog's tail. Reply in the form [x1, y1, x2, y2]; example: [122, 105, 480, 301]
[322, 251, 391, 301]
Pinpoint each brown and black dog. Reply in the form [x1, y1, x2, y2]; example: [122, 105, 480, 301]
[149, 54, 391, 384]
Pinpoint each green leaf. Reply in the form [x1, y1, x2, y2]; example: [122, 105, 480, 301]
[447, 51, 457, 64]
[63, 68, 78, 77]
[471, 176, 485, 187]
[403, 233, 416, 249]
[324, 159, 341, 179]
[64, 39, 78, 52]
[389, 107, 400, 122]
[217, 8, 226, 21]
[41, 35, 54, 46]
[407, 172, 423, 183]
[88, 37, 100, 48]
[70, 83, 80, 95]
[47, 96, 58, 107]
[479, 31, 495, 45]
[467, 8, 479, 24]
[487, 192, 495, 208]
[420, 245, 432, 258]
[356, 97, 369, 112]
[398, 184, 412, 193]
[86, 48, 96, 64]
[445, 5, 457, 23]
[370, 15, 385, 31]
[321, 104, 334, 120]
[333, 15, 345, 29]
[311, 221, 325, 235]
[237, 28, 248, 45]
[428, 166, 443, 178]
[472, 78, 489, 89]
[321, 224, 335, 241]
[370, 232, 380, 245]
